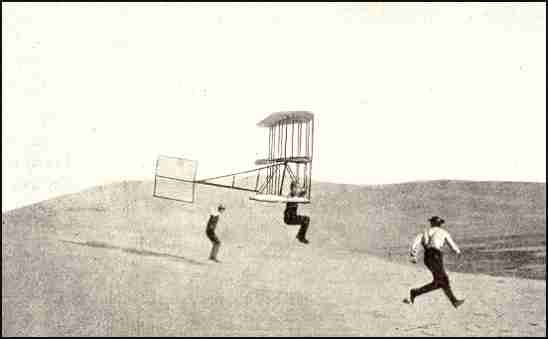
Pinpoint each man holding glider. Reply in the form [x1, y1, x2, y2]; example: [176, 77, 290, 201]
[284, 181, 310, 244]
[407, 216, 465, 308]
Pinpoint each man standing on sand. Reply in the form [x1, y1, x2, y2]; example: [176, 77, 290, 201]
[407, 216, 465, 308]
[206, 204, 226, 262]
[284, 181, 310, 244]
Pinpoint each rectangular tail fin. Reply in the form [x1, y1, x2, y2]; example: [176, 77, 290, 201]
[153, 155, 198, 203]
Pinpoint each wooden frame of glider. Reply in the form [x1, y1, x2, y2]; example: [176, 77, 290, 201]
[153, 111, 314, 204]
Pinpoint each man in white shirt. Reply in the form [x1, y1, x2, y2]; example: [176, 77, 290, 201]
[408, 216, 465, 309]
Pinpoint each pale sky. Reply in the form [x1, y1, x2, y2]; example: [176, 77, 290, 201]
[2, 2, 546, 211]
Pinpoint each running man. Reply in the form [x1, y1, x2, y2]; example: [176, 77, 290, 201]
[408, 216, 465, 308]
[284, 181, 310, 244]
[206, 204, 226, 262]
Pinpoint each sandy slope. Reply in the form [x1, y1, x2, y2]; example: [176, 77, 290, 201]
[2, 180, 546, 336]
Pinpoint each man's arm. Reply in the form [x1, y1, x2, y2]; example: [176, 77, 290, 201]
[294, 186, 307, 197]
[409, 233, 423, 262]
[445, 233, 461, 255]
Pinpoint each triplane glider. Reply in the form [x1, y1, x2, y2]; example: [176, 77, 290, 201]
[153, 111, 315, 204]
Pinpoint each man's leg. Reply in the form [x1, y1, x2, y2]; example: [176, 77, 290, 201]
[433, 265, 462, 307]
[440, 278, 459, 305]
[412, 280, 440, 297]
[296, 215, 310, 243]
[211, 242, 220, 261]
[209, 243, 215, 260]
[285, 213, 310, 244]
[410, 250, 441, 302]
[207, 230, 221, 261]
[284, 213, 299, 226]
[425, 249, 463, 307]
[411, 273, 440, 302]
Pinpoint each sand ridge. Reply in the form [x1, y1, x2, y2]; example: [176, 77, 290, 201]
[2, 180, 546, 336]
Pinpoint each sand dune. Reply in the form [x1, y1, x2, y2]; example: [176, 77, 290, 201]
[2, 180, 546, 336]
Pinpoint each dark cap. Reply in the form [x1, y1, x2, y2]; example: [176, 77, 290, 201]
[428, 216, 445, 225]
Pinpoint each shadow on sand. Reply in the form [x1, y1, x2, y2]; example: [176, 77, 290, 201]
[60, 239, 205, 266]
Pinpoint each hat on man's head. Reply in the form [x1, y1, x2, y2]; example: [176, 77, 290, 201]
[428, 216, 445, 225]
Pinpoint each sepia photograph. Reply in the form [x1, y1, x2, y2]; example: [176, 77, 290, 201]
[2, 2, 546, 336]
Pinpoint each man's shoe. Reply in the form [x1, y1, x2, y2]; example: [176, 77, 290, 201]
[453, 299, 465, 309]
[410, 289, 417, 304]
[296, 235, 309, 244]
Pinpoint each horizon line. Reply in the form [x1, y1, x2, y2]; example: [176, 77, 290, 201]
[2, 178, 545, 214]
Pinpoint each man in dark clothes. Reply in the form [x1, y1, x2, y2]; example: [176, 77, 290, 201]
[284, 181, 310, 244]
[206, 204, 226, 262]
[408, 216, 465, 308]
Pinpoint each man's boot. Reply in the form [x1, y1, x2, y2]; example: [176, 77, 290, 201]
[296, 219, 309, 244]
